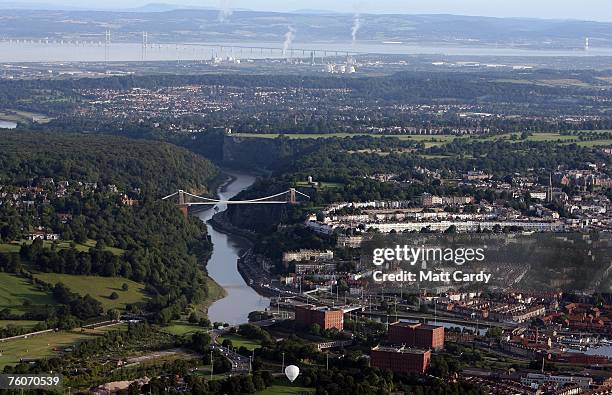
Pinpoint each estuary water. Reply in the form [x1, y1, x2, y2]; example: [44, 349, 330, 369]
[2, 41, 612, 62]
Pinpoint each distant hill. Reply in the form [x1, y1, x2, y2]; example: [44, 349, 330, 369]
[0, 8, 609, 48]
[0, 1, 214, 12]
[290, 9, 341, 15]
[0, 1, 82, 10]
[125, 3, 215, 12]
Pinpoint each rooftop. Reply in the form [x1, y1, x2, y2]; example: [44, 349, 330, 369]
[372, 345, 430, 355]
[296, 304, 343, 313]
[391, 322, 442, 331]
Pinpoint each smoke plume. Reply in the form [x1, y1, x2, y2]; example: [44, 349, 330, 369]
[218, 0, 233, 22]
[283, 26, 296, 56]
[351, 13, 361, 44]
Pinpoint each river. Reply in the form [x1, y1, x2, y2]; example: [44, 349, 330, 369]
[0, 120, 17, 129]
[197, 172, 270, 325]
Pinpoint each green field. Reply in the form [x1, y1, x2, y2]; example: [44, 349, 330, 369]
[230, 132, 611, 148]
[77, 239, 125, 255]
[0, 320, 41, 329]
[90, 323, 128, 334]
[295, 181, 343, 190]
[33, 273, 146, 311]
[161, 323, 208, 336]
[570, 139, 612, 147]
[526, 132, 578, 142]
[0, 109, 52, 125]
[0, 239, 124, 256]
[467, 131, 612, 147]
[0, 326, 125, 369]
[257, 382, 315, 395]
[231, 132, 455, 146]
[0, 273, 55, 314]
[0, 243, 21, 253]
[419, 154, 454, 159]
[217, 334, 261, 351]
[0, 330, 92, 368]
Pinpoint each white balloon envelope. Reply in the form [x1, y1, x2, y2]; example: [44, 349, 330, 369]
[285, 365, 300, 382]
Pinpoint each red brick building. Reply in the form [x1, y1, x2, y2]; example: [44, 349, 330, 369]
[294, 304, 344, 330]
[371, 346, 431, 375]
[388, 322, 445, 350]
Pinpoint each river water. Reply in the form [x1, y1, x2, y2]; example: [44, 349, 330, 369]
[0, 120, 17, 129]
[198, 172, 270, 325]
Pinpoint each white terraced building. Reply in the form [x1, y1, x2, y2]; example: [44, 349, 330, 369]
[306, 219, 565, 234]
[368, 220, 565, 233]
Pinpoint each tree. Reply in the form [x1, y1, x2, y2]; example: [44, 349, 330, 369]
[429, 356, 449, 377]
[486, 327, 503, 341]
[212, 351, 232, 374]
[107, 309, 120, 321]
[309, 323, 322, 336]
[189, 332, 211, 353]
[444, 225, 457, 234]
[127, 382, 141, 395]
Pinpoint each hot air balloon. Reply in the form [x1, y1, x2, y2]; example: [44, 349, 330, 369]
[285, 365, 300, 382]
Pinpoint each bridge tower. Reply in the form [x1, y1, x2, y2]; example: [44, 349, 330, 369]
[142, 31, 148, 60]
[104, 30, 111, 62]
[177, 190, 189, 219]
[288, 188, 297, 205]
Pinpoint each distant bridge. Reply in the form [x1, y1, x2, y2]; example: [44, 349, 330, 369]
[1, 38, 365, 59]
[181, 43, 365, 58]
[162, 188, 310, 217]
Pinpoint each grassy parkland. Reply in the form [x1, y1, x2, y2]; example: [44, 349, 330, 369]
[0, 271, 145, 367]
[0, 109, 52, 125]
[0, 320, 41, 329]
[0, 272, 55, 315]
[231, 131, 612, 148]
[161, 323, 208, 336]
[0, 239, 125, 255]
[32, 273, 146, 311]
[217, 333, 262, 351]
[0, 324, 126, 369]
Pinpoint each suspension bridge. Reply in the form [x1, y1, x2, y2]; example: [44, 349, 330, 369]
[1, 37, 364, 62]
[162, 188, 310, 217]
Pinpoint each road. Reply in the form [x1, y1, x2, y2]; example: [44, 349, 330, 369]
[210, 329, 251, 373]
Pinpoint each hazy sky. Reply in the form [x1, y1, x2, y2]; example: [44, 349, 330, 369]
[6, 0, 612, 22]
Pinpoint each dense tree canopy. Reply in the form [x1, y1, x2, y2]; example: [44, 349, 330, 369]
[0, 131, 217, 194]
[0, 132, 219, 324]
